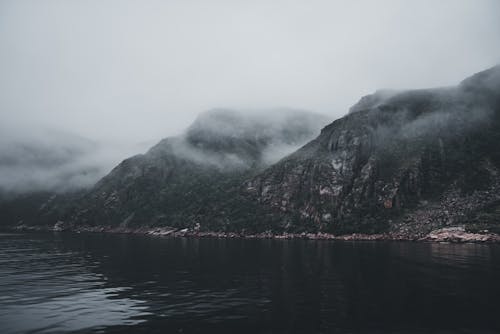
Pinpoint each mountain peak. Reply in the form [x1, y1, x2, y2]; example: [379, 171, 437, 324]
[459, 64, 500, 94]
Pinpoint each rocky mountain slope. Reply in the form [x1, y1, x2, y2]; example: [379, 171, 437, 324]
[245, 66, 500, 236]
[58, 109, 329, 231]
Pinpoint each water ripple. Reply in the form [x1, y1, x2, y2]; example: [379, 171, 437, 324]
[1, 234, 500, 333]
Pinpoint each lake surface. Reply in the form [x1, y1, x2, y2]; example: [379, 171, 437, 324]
[0, 233, 499, 333]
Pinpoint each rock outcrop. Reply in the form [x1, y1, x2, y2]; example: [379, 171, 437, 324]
[245, 66, 500, 236]
[421, 226, 500, 242]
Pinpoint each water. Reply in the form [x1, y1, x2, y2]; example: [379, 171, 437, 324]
[0, 233, 499, 333]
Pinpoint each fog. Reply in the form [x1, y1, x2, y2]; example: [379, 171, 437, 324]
[0, 123, 152, 193]
[359, 66, 500, 149]
[175, 108, 329, 168]
[0, 0, 499, 193]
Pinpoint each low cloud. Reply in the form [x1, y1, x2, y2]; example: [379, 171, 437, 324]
[0, 109, 329, 194]
[171, 108, 329, 169]
[0, 124, 152, 194]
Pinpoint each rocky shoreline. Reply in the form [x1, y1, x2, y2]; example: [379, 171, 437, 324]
[6, 224, 500, 243]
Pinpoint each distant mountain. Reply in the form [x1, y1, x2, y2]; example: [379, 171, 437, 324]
[245, 66, 500, 236]
[0, 127, 148, 227]
[0, 129, 103, 227]
[0, 129, 103, 194]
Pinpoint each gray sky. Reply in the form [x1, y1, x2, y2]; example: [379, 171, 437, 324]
[1, 0, 499, 147]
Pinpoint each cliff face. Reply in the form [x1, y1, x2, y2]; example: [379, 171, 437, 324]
[244, 66, 500, 236]
[63, 109, 328, 230]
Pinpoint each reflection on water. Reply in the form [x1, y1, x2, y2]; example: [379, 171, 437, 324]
[0, 233, 499, 333]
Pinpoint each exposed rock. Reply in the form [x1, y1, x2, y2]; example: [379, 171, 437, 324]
[422, 226, 500, 242]
[245, 65, 500, 235]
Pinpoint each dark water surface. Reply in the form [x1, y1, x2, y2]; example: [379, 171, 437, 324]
[1, 233, 500, 333]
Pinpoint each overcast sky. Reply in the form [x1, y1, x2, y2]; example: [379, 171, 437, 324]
[1, 0, 499, 147]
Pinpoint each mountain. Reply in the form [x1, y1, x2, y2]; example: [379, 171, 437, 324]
[60, 109, 329, 231]
[2, 67, 500, 239]
[245, 66, 500, 236]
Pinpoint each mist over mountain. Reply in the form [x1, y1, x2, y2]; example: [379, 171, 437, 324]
[42, 109, 328, 229]
[167, 108, 330, 168]
[0, 125, 154, 195]
[246, 65, 500, 235]
[2, 66, 500, 239]
[62, 65, 500, 236]
[0, 125, 153, 227]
